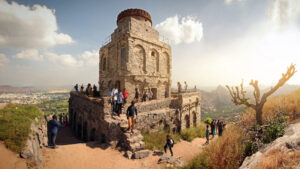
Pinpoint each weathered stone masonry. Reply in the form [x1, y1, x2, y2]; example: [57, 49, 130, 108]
[69, 9, 201, 158]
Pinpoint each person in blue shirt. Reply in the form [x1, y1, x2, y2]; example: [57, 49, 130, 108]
[49, 115, 61, 148]
[117, 91, 123, 116]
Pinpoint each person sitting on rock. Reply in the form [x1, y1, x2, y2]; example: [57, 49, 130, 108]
[164, 135, 174, 156]
[49, 115, 61, 148]
[126, 101, 138, 133]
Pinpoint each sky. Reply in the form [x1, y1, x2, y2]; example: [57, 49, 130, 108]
[0, 0, 300, 89]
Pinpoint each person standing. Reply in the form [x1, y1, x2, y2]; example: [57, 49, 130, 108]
[216, 120, 219, 134]
[148, 88, 153, 100]
[134, 88, 139, 102]
[126, 101, 138, 133]
[165, 89, 169, 98]
[49, 115, 61, 148]
[59, 113, 63, 124]
[205, 125, 210, 144]
[218, 121, 223, 136]
[164, 135, 174, 156]
[112, 86, 118, 113]
[177, 82, 182, 93]
[122, 88, 128, 105]
[184, 81, 188, 92]
[80, 85, 84, 94]
[210, 120, 215, 139]
[74, 84, 78, 92]
[142, 90, 148, 102]
[117, 91, 123, 116]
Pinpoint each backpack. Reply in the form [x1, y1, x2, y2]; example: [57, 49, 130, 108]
[170, 138, 174, 147]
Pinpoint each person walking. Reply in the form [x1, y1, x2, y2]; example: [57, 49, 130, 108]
[49, 115, 61, 148]
[126, 101, 138, 133]
[205, 125, 210, 144]
[117, 91, 123, 116]
[164, 135, 174, 156]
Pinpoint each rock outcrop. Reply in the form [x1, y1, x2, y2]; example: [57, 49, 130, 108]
[20, 117, 48, 168]
[240, 123, 300, 169]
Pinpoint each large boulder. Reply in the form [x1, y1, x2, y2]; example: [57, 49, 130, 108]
[158, 153, 184, 167]
[240, 123, 300, 169]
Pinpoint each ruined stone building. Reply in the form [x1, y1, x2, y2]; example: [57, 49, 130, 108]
[99, 9, 171, 101]
[69, 9, 201, 159]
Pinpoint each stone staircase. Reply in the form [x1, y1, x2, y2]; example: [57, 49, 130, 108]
[112, 114, 150, 159]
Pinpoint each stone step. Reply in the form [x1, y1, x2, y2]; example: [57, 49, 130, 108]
[129, 141, 145, 152]
[127, 135, 143, 143]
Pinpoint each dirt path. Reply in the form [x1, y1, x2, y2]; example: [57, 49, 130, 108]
[42, 127, 208, 169]
[0, 142, 26, 169]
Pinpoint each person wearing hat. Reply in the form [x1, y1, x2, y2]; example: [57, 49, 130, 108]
[126, 101, 138, 133]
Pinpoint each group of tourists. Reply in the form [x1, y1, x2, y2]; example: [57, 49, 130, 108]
[109, 87, 128, 116]
[58, 113, 68, 127]
[74, 83, 100, 97]
[205, 120, 226, 144]
[177, 81, 197, 93]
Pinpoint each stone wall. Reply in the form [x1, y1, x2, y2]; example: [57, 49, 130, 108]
[69, 92, 123, 143]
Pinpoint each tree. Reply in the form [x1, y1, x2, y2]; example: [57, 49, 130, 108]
[226, 64, 296, 125]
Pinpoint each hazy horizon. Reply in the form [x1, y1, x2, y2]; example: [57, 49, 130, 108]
[0, 0, 300, 87]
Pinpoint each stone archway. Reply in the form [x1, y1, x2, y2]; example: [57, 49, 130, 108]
[185, 114, 190, 129]
[90, 128, 96, 141]
[193, 111, 197, 127]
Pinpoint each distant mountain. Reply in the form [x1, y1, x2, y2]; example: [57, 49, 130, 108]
[0, 85, 40, 93]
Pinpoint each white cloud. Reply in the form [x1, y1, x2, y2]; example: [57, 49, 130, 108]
[13, 49, 43, 61]
[80, 50, 98, 66]
[155, 15, 203, 44]
[0, 0, 74, 49]
[225, 0, 245, 4]
[268, 0, 300, 28]
[0, 53, 9, 68]
[45, 52, 83, 68]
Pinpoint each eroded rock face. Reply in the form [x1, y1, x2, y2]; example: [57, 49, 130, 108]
[20, 118, 48, 166]
[240, 123, 300, 169]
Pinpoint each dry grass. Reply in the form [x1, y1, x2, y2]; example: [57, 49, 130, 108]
[184, 125, 246, 169]
[253, 148, 300, 169]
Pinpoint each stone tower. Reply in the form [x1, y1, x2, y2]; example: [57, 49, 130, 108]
[99, 9, 172, 101]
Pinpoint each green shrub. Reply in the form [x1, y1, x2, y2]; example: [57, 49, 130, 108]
[180, 124, 206, 142]
[142, 130, 181, 151]
[0, 104, 43, 152]
[204, 117, 212, 125]
[143, 124, 206, 150]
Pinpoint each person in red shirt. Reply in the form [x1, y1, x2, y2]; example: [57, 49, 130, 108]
[122, 88, 128, 105]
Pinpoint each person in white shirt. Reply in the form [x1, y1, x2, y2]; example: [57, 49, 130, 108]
[112, 87, 118, 113]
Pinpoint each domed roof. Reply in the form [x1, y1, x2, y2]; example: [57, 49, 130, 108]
[117, 8, 152, 26]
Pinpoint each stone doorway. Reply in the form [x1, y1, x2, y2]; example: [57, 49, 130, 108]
[185, 115, 190, 129]
[193, 111, 197, 127]
[151, 88, 157, 99]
